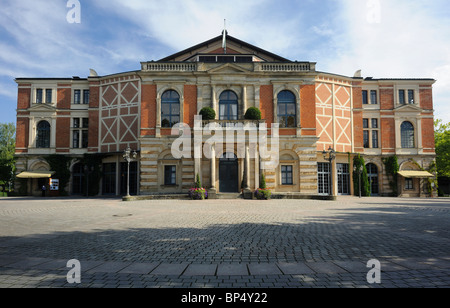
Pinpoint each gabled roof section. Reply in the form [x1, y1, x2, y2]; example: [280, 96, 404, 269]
[158, 34, 291, 63]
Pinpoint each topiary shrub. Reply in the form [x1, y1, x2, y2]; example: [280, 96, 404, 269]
[244, 107, 262, 120]
[199, 107, 216, 121]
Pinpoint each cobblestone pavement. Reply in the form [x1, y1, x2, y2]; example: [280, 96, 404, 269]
[0, 196, 449, 288]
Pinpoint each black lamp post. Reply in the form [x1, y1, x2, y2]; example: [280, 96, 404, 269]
[123, 147, 137, 197]
[322, 147, 336, 197]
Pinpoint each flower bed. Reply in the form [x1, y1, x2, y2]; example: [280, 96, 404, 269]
[188, 188, 208, 200]
[254, 188, 271, 200]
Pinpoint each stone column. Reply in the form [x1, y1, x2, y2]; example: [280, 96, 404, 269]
[243, 144, 253, 199]
[209, 144, 217, 199]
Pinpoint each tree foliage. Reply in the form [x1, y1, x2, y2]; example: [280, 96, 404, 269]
[353, 154, 370, 197]
[0, 123, 16, 191]
[435, 119, 450, 177]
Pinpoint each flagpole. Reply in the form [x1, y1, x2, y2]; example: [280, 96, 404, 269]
[222, 19, 227, 54]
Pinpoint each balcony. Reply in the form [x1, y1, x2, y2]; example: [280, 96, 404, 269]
[200, 119, 266, 128]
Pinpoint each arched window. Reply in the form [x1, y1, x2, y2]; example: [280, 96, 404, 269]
[366, 163, 379, 195]
[219, 90, 238, 120]
[401, 121, 415, 148]
[277, 90, 297, 128]
[36, 121, 50, 148]
[161, 90, 180, 128]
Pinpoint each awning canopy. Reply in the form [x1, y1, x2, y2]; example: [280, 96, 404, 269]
[398, 171, 434, 178]
[16, 171, 56, 179]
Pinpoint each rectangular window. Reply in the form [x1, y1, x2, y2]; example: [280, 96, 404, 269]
[363, 131, 370, 148]
[102, 163, 117, 195]
[83, 90, 90, 104]
[73, 118, 80, 128]
[36, 89, 43, 104]
[45, 89, 52, 104]
[370, 90, 377, 104]
[362, 90, 368, 105]
[82, 130, 89, 149]
[82, 118, 89, 128]
[164, 166, 177, 185]
[405, 178, 414, 190]
[318, 162, 331, 195]
[408, 90, 415, 104]
[399, 90, 406, 104]
[337, 163, 350, 195]
[74, 90, 81, 104]
[371, 119, 378, 129]
[73, 130, 80, 149]
[363, 119, 369, 129]
[281, 165, 293, 185]
[372, 130, 379, 148]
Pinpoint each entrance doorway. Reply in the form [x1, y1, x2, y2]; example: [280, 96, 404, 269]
[219, 153, 239, 193]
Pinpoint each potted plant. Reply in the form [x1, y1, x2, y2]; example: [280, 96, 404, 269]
[199, 107, 216, 121]
[244, 107, 262, 120]
[188, 174, 208, 200]
[255, 174, 271, 200]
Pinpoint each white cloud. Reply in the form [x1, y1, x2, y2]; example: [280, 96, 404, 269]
[324, 0, 450, 122]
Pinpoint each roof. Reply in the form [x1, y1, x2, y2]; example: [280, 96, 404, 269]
[158, 34, 292, 63]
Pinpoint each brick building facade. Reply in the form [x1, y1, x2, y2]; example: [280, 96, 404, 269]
[14, 34, 437, 198]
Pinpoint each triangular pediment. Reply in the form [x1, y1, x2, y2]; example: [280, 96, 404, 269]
[394, 104, 422, 113]
[207, 63, 252, 74]
[29, 103, 57, 112]
[158, 35, 290, 63]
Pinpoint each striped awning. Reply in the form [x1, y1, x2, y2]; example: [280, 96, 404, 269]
[16, 171, 56, 179]
[398, 171, 434, 178]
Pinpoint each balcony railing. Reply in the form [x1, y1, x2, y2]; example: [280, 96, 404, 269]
[141, 62, 197, 72]
[141, 61, 315, 73]
[255, 62, 315, 72]
[201, 119, 266, 128]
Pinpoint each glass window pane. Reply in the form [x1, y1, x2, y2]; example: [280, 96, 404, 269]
[74, 90, 81, 104]
[46, 89, 52, 104]
[362, 90, 368, 105]
[399, 90, 405, 104]
[36, 89, 43, 104]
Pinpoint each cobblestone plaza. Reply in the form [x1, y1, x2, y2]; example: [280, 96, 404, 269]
[0, 196, 449, 288]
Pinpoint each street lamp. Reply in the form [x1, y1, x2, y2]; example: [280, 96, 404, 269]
[123, 147, 137, 197]
[354, 164, 363, 198]
[322, 147, 336, 197]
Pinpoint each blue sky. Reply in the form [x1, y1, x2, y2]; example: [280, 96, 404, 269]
[1, 0, 450, 125]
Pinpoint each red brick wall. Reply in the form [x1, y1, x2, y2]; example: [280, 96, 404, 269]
[17, 86, 31, 109]
[352, 83, 363, 152]
[380, 86, 394, 110]
[420, 87, 433, 110]
[260, 85, 274, 128]
[88, 110, 99, 152]
[89, 82, 100, 108]
[55, 117, 70, 152]
[300, 84, 316, 136]
[421, 117, 436, 152]
[57, 86, 71, 109]
[15, 117, 29, 153]
[381, 117, 395, 153]
[141, 84, 157, 136]
[184, 85, 197, 128]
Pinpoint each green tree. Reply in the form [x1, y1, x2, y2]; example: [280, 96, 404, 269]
[435, 119, 450, 177]
[0, 123, 16, 192]
[353, 154, 370, 197]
